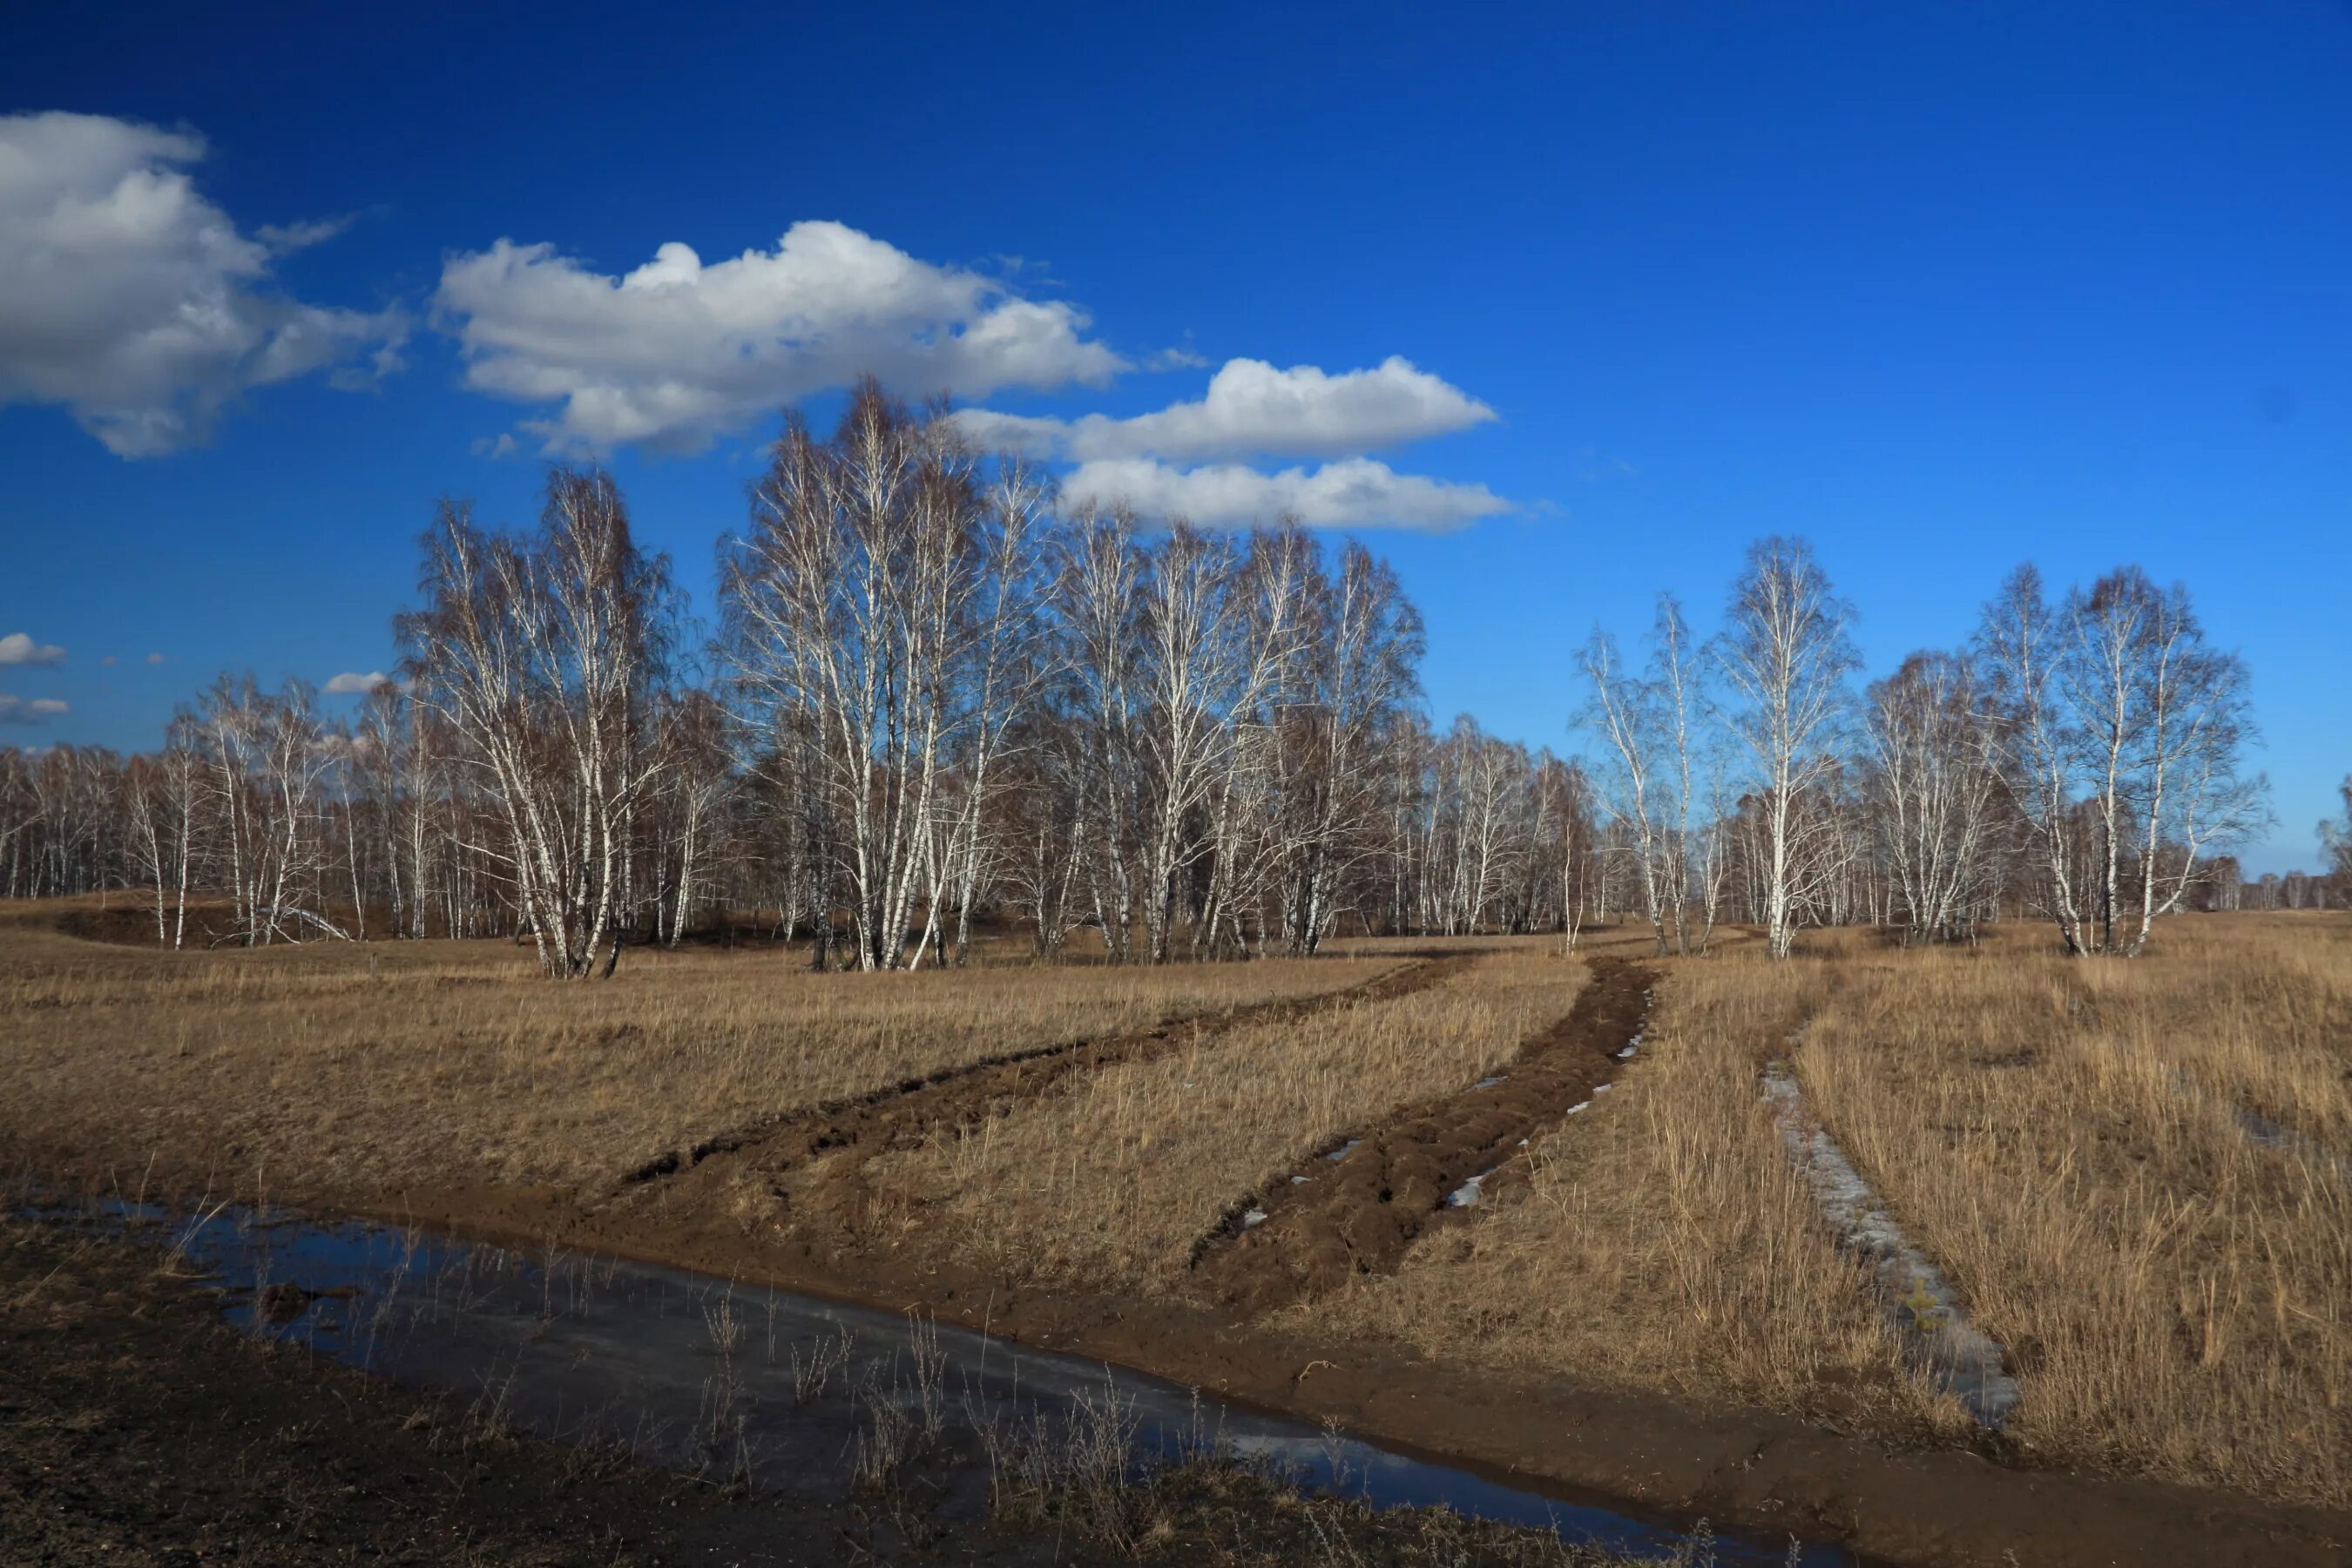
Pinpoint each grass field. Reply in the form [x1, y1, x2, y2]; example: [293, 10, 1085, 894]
[880, 943, 1587, 1290]
[0, 900, 1394, 1198]
[3, 896, 2349, 1528]
[1797, 918, 2352, 1502]
[1325, 916, 2352, 1505]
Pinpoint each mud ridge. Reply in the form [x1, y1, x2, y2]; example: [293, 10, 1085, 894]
[611, 953, 1481, 1234]
[1189, 956, 1657, 1315]
[616, 1034, 1143, 1188]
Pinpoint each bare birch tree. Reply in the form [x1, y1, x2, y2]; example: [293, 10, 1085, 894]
[1864, 651, 2001, 943]
[1713, 537, 1859, 959]
[400, 470, 677, 978]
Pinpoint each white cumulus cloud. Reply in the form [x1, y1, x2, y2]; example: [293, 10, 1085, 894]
[957, 356, 1495, 464]
[1061, 456, 1509, 531]
[0, 112, 407, 456]
[0, 632, 66, 666]
[435, 221, 1128, 454]
[0, 694, 69, 725]
[322, 670, 400, 695]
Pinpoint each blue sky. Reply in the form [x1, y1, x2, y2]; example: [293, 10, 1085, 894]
[2, 1, 2346, 872]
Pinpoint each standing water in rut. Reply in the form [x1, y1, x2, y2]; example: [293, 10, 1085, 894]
[23, 1197, 1855, 1565]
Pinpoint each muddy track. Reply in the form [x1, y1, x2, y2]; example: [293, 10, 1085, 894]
[1189, 956, 1657, 1315]
[608, 951, 1482, 1238]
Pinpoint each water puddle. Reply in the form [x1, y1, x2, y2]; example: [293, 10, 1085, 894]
[1323, 1138, 1362, 1162]
[1474, 1075, 1508, 1091]
[26, 1196, 1849, 1565]
[1762, 1064, 2022, 1428]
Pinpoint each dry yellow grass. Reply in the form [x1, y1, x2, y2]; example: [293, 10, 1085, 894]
[6, 893, 2348, 1510]
[882, 946, 1586, 1292]
[1321, 915, 2352, 1505]
[0, 900, 1389, 1200]
[1796, 915, 2352, 1504]
[1317, 946, 1955, 1433]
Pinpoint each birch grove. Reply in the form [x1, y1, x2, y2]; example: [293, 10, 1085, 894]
[1573, 541, 2280, 957]
[6, 384, 2298, 964]
[397, 470, 678, 978]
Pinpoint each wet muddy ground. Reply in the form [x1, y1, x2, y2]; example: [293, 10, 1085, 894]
[612, 950, 1479, 1247]
[1190, 957, 1659, 1313]
[10, 943, 2351, 1567]
[0, 1213, 1767, 1566]
[0, 1214, 1066, 1566]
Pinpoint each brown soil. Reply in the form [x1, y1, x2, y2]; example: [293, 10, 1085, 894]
[236, 985, 2349, 1568]
[0, 1216, 1667, 1566]
[0, 1216, 1084, 1566]
[613, 950, 1481, 1247]
[260, 1167, 2352, 1568]
[12, 929, 2350, 1568]
[1190, 956, 1659, 1313]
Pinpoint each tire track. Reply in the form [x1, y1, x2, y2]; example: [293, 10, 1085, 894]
[610, 952, 1481, 1230]
[1189, 956, 1658, 1315]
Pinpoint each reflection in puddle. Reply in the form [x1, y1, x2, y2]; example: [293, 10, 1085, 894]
[25, 1198, 1848, 1565]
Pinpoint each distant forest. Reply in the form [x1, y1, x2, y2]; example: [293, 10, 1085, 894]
[4, 383, 2343, 974]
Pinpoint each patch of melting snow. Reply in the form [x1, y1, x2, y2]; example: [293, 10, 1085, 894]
[1592, 1083, 1612, 1094]
[1444, 1166, 1503, 1209]
[1565, 1101, 1590, 1115]
[1763, 1063, 2021, 1429]
[1474, 1075, 1506, 1090]
[1241, 1208, 1268, 1229]
[1289, 1174, 1309, 1186]
[1323, 1139, 1362, 1163]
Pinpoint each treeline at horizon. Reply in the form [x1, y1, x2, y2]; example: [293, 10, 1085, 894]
[3, 382, 2342, 975]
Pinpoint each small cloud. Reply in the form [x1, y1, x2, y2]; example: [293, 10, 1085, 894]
[255, 213, 356, 253]
[1570, 444, 1637, 483]
[1062, 455, 1510, 532]
[323, 670, 402, 695]
[145, 652, 166, 665]
[0, 694, 69, 724]
[957, 356, 1497, 466]
[0, 632, 65, 666]
[1145, 344, 1210, 371]
[471, 432, 518, 459]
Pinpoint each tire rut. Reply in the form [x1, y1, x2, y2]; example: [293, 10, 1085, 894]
[1188, 956, 1658, 1315]
[610, 951, 1482, 1229]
